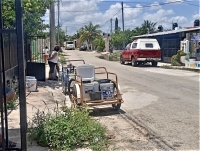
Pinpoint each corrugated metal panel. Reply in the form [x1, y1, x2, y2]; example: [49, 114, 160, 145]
[133, 27, 200, 38]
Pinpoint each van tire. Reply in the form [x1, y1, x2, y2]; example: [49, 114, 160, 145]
[131, 57, 137, 67]
[152, 61, 158, 67]
[120, 56, 125, 64]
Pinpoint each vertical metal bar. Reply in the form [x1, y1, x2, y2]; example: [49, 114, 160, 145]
[121, 1, 125, 48]
[8, 33, 11, 69]
[15, 0, 27, 150]
[0, 0, 7, 150]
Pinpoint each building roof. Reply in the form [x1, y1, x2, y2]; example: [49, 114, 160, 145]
[132, 27, 200, 38]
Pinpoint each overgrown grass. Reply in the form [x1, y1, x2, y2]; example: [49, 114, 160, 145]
[109, 53, 120, 61]
[28, 106, 109, 151]
[97, 53, 120, 61]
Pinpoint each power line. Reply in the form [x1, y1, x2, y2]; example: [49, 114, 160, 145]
[100, 8, 121, 27]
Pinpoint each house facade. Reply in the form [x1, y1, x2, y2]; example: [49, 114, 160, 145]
[133, 27, 200, 63]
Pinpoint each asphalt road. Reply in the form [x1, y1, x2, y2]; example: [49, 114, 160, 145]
[65, 50, 199, 150]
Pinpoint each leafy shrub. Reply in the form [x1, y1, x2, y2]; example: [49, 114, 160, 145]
[59, 53, 66, 64]
[28, 107, 108, 151]
[109, 53, 120, 61]
[94, 37, 105, 52]
[171, 50, 186, 66]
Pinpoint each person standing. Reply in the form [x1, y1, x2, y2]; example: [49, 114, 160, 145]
[47, 45, 60, 80]
[43, 46, 49, 64]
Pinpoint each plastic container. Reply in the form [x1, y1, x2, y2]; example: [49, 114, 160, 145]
[185, 61, 189, 68]
[76, 64, 95, 81]
[196, 61, 200, 68]
[83, 83, 94, 93]
[189, 61, 196, 68]
[100, 83, 114, 100]
[26, 76, 36, 88]
[27, 79, 37, 92]
[93, 81, 99, 92]
[89, 91, 101, 100]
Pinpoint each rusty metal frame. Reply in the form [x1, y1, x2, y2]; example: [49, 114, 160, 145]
[71, 67, 123, 107]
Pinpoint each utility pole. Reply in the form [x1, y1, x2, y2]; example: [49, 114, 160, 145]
[57, 0, 60, 45]
[121, 1, 125, 48]
[110, 18, 113, 34]
[50, 1, 56, 51]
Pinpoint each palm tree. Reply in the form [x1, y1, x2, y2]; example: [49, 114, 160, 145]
[142, 20, 157, 34]
[78, 22, 101, 50]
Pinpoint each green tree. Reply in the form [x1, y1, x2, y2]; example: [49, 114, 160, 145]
[56, 28, 67, 46]
[79, 22, 101, 50]
[115, 17, 118, 33]
[93, 36, 105, 52]
[142, 20, 157, 34]
[2, 0, 53, 36]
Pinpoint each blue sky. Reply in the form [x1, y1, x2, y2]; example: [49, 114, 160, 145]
[43, 0, 200, 35]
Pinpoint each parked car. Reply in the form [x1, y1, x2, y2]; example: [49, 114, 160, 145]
[120, 38, 161, 67]
[65, 41, 75, 50]
[79, 44, 87, 51]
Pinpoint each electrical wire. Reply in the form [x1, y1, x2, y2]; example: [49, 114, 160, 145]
[100, 8, 122, 27]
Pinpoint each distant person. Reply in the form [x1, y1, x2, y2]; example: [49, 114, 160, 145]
[47, 45, 60, 80]
[0, 85, 17, 147]
[43, 46, 49, 64]
[196, 42, 200, 61]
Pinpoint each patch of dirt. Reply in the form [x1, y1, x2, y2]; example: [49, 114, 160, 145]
[6, 80, 158, 150]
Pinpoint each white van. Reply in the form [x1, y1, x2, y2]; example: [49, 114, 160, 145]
[65, 41, 75, 50]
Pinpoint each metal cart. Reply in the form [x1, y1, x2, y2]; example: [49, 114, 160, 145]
[61, 59, 85, 95]
[69, 64, 124, 110]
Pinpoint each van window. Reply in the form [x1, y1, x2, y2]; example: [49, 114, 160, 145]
[67, 42, 73, 44]
[145, 43, 153, 48]
[132, 43, 137, 49]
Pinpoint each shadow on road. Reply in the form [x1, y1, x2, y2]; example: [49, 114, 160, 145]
[89, 107, 126, 117]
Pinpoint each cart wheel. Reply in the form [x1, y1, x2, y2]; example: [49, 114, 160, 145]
[112, 99, 121, 111]
[112, 83, 121, 111]
[68, 79, 75, 98]
[71, 85, 81, 107]
[62, 84, 67, 95]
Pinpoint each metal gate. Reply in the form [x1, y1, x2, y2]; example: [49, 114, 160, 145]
[25, 36, 49, 81]
[0, 0, 27, 151]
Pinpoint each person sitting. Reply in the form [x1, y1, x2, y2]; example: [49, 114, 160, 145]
[0, 86, 17, 147]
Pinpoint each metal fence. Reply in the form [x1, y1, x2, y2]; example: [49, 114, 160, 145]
[25, 36, 50, 63]
[0, 0, 27, 151]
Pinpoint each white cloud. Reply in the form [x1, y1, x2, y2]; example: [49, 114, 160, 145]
[150, 2, 162, 10]
[165, 0, 184, 3]
[43, 0, 197, 35]
[142, 9, 189, 29]
[192, 13, 200, 19]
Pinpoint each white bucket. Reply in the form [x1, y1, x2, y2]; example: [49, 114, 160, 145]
[26, 76, 36, 88]
[185, 61, 189, 68]
[27, 79, 37, 92]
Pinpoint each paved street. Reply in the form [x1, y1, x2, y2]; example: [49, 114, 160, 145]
[64, 50, 199, 150]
